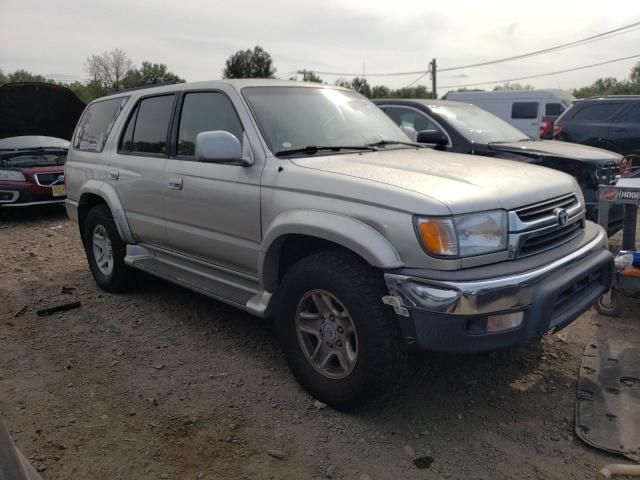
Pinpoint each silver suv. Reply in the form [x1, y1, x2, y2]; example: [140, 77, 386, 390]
[65, 80, 613, 410]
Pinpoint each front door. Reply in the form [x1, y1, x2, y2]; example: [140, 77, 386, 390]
[162, 90, 262, 276]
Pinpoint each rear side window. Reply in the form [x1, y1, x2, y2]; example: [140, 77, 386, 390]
[571, 103, 620, 121]
[177, 92, 244, 156]
[545, 103, 564, 116]
[119, 95, 175, 155]
[623, 104, 640, 122]
[511, 102, 539, 119]
[73, 97, 129, 152]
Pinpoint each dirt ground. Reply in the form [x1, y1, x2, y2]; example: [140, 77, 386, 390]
[1, 206, 639, 480]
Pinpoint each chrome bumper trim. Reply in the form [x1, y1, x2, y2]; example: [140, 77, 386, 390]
[384, 226, 608, 316]
[1, 199, 65, 207]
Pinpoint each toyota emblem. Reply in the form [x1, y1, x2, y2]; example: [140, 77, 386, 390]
[554, 207, 568, 226]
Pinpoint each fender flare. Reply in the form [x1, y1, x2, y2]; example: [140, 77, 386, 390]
[259, 209, 403, 290]
[78, 180, 135, 244]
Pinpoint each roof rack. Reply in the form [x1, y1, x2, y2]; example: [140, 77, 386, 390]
[109, 80, 182, 94]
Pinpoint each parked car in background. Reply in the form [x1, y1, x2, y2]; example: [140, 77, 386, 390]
[0, 82, 85, 208]
[375, 98, 626, 234]
[446, 89, 574, 139]
[65, 80, 613, 409]
[553, 96, 640, 162]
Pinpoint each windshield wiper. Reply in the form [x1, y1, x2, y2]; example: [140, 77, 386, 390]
[275, 145, 378, 156]
[367, 140, 422, 148]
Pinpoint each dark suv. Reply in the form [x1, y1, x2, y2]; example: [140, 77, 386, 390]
[553, 96, 640, 167]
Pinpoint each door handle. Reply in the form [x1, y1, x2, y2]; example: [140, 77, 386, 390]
[168, 177, 183, 190]
[109, 167, 119, 180]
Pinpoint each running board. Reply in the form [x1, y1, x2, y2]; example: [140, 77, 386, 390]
[125, 244, 272, 317]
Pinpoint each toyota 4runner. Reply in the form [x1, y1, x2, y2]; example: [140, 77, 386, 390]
[65, 80, 614, 410]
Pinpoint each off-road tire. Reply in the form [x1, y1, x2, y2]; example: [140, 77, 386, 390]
[276, 251, 405, 410]
[83, 204, 131, 293]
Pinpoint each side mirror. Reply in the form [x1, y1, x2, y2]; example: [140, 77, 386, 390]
[195, 131, 250, 165]
[416, 129, 448, 146]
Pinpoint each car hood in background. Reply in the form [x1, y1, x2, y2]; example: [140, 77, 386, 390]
[0, 136, 69, 151]
[488, 139, 621, 162]
[290, 148, 575, 214]
[0, 82, 86, 141]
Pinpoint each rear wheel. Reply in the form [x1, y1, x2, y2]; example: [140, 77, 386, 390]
[83, 205, 131, 293]
[276, 251, 405, 410]
[595, 290, 623, 317]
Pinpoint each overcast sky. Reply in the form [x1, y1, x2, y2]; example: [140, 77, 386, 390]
[2, 0, 640, 93]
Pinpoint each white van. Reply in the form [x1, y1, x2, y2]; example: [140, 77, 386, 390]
[446, 89, 575, 138]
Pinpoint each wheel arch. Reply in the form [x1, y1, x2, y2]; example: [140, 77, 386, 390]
[77, 181, 135, 244]
[259, 210, 403, 292]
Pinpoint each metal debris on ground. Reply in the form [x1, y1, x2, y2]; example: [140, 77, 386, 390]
[576, 339, 640, 461]
[36, 301, 81, 317]
[597, 463, 640, 479]
[14, 306, 28, 317]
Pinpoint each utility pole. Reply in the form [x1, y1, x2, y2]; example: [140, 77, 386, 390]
[430, 58, 437, 99]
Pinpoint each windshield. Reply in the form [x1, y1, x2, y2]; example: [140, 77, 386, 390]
[243, 86, 410, 155]
[430, 104, 530, 143]
[0, 150, 67, 168]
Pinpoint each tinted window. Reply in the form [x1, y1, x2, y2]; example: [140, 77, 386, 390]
[74, 97, 129, 152]
[545, 103, 564, 116]
[383, 107, 441, 133]
[131, 95, 175, 155]
[623, 104, 640, 122]
[572, 103, 620, 121]
[177, 92, 243, 156]
[118, 105, 138, 152]
[511, 102, 539, 119]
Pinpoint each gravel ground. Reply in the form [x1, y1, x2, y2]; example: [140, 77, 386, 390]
[0, 206, 639, 480]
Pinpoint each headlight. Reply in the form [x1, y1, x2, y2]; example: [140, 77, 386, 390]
[574, 183, 585, 210]
[415, 210, 508, 257]
[0, 169, 25, 181]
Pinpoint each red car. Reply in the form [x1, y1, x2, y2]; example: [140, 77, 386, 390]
[0, 82, 85, 209]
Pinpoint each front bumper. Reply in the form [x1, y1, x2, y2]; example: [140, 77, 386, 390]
[384, 225, 613, 353]
[0, 185, 65, 207]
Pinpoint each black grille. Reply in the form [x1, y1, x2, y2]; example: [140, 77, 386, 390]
[515, 194, 577, 223]
[549, 268, 605, 329]
[596, 161, 620, 185]
[519, 220, 583, 257]
[35, 173, 60, 186]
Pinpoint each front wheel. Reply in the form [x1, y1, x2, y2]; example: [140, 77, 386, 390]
[276, 251, 405, 410]
[595, 290, 623, 317]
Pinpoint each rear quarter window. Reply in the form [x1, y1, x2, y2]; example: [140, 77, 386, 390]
[511, 102, 539, 119]
[571, 103, 621, 121]
[73, 97, 129, 152]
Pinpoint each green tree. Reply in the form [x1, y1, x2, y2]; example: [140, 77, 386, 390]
[222, 46, 276, 79]
[630, 61, 640, 84]
[0, 69, 8, 86]
[66, 80, 106, 103]
[122, 61, 185, 88]
[300, 70, 323, 83]
[371, 85, 390, 98]
[6, 69, 56, 84]
[493, 82, 534, 91]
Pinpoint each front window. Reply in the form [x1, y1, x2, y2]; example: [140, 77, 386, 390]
[430, 104, 530, 143]
[242, 86, 409, 155]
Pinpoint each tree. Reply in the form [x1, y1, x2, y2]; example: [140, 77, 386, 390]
[0, 69, 7, 86]
[222, 46, 276, 79]
[300, 70, 323, 83]
[630, 61, 640, 84]
[122, 61, 185, 88]
[6, 69, 56, 84]
[66, 80, 106, 103]
[350, 77, 371, 98]
[493, 82, 534, 91]
[371, 85, 390, 98]
[84, 48, 133, 91]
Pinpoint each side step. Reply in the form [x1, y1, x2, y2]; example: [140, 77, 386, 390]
[125, 244, 272, 317]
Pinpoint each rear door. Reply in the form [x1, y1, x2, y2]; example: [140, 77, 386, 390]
[109, 93, 177, 246]
[510, 101, 540, 138]
[565, 102, 622, 146]
[162, 88, 262, 276]
[609, 102, 640, 156]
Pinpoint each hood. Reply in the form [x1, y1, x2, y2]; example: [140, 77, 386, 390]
[488, 139, 621, 162]
[0, 136, 69, 150]
[290, 148, 576, 215]
[0, 82, 86, 140]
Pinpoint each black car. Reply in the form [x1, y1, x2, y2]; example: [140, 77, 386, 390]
[374, 99, 626, 235]
[553, 95, 640, 161]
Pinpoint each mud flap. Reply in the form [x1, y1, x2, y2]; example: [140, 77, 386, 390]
[576, 339, 640, 461]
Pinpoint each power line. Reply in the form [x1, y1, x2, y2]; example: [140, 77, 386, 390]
[298, 20, 640, 78]
[438, 53, 640, 89]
